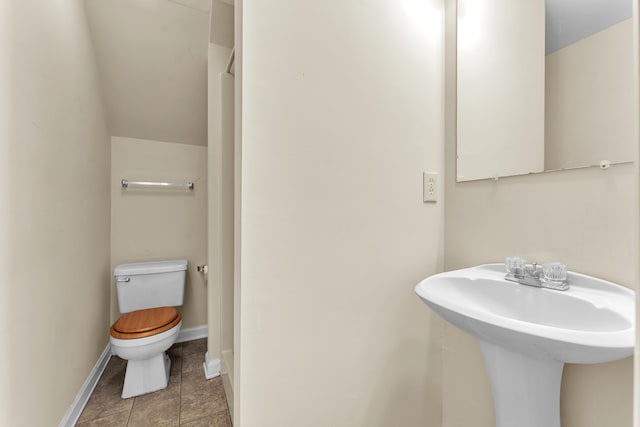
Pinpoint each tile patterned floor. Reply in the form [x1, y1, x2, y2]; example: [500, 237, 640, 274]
[76, 339, 231, 427]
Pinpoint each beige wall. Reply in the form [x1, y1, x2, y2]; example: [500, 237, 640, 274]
[237, 0, 445, 425]
[546, 18, 634, 170]
[0, 1, 111, 425]
[111, 136, 208, 328]
[445, 1, 636, 426]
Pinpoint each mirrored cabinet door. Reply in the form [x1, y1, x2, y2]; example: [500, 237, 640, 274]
[456, 0, 634, 182]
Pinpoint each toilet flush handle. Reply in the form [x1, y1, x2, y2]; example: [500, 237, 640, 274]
[115, 277, 130, 283]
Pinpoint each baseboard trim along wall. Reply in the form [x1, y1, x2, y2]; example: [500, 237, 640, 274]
[220, 349, 234, 422]
[58, 344, 112, 427]
[176, 324, 209, 343]
[203, 351, 221, 379]
[60, 324, 209, 426]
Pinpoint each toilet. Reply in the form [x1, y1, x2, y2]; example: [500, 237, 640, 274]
[109, 259, 188, 398]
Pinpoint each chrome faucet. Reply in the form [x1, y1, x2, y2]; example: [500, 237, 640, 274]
[505, 257, 569, 291]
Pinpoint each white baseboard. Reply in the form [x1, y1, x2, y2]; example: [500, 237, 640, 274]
[203, 351, 221, 379]
[59, 344, 112, 427]
[220, 350, 234, 422]
[176, 324, 208, 343]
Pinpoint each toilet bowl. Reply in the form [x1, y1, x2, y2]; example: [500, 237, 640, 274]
[110, 260, 187, 398]
[110, 307, 182, 398]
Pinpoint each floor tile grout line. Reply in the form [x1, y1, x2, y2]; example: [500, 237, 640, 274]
[126, 394, 135, 426]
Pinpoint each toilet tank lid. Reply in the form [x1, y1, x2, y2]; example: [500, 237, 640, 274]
[114, 259, 188, 276]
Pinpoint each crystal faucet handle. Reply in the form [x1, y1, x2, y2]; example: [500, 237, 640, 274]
[542, 262, 567, 285]
[505, 256, 526, 275]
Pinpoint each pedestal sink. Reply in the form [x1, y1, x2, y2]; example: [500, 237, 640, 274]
[415, 264, 635, 427]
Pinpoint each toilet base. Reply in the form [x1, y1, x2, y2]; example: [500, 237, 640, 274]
[121, 352, 171, 398]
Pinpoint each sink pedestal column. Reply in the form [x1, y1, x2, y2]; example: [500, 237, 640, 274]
[479, 341, 564, 427]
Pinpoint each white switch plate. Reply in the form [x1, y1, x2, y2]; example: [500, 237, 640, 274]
[423, 172, 438, 203]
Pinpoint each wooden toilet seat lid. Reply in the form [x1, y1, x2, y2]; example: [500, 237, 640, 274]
[110, 307, 181, 340]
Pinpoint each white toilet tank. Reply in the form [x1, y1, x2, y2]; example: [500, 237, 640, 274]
[114, 259, 188, 313]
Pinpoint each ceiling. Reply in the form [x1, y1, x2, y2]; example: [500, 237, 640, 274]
[546, 0, 632, 54]
[84, 0, 210, 146]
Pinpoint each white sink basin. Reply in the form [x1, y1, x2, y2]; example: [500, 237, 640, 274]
[416, 263, 634, 364]
[415, 264, 635, 427]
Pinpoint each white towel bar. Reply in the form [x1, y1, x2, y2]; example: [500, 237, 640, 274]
[121, 179, 194, 190]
